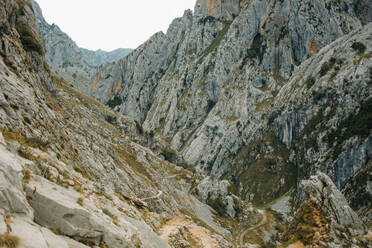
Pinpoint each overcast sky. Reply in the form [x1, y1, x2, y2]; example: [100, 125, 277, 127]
[36, 0, 196, 51]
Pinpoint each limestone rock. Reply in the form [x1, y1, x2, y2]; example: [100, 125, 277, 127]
[24, 175, 132, 247]
[302, 172, 366, 236]
[0, 145, 33, 217]
[194, 0, 243, 20]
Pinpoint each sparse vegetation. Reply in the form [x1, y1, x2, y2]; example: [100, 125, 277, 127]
[102, 208, 114, 218]
[102, 208, 120, 226]
[0, 52, 20, 77]
[73, 166, 93, 180]
[0, 234, 20, 248]
[280, 200, 331, 246]
[325, 98, 372, 151]
[104, 115, 117, 125]
[198, 21, 232, 63]
[15, 22, 43, 55]
[77, 197, 84, 206]
[22, 168, 31, 184]
[17, 145, 37, 161]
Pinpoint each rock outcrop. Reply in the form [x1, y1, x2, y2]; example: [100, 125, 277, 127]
[194, 0, 244, 20]
[281, 172, 369, 247]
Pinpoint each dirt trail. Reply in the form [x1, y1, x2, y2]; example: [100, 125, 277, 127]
[158, 215, 218, 248]
[140, 190, 163, 201]
[238, 209, 267, 247]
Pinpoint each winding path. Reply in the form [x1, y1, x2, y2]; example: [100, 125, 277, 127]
[140, 190, 163, 201]
[238, 209, 267, 247]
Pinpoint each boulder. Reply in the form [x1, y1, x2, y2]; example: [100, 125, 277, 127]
[24, 176, 132, 247]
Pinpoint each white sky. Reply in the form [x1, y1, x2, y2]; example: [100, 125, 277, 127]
[36, 0, 196, 51]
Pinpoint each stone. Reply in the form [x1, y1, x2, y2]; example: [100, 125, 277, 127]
[24, 176, 131, 247]
[0, 145, 33, 217]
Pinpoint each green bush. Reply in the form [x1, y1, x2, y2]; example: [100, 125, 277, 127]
[106, 95, 122, 108]
[207, 197, 227, 216]
[104, 115, 117, 125]
[351, 42, 366, 54]
[319, 61, 334, 77]
[305, 76, 316, 89]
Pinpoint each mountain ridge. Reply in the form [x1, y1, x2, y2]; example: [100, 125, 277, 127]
[32, 1, 132, 93]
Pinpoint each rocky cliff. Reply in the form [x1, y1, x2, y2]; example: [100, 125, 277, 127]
[32, 1, 132, 94]
[89, 0, 371, 216]
[194, 0, 244, 20]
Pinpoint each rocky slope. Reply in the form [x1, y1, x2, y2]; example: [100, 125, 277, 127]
[88, 0, 371, 217]
[0, 0, 237, 247]
[32, 1, 132, 94]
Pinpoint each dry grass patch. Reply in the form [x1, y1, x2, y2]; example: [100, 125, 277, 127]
[0, 234, 20, 248]
[77, 197, 84, 206]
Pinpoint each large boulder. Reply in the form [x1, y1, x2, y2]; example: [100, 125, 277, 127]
[24, 176, 133, 247]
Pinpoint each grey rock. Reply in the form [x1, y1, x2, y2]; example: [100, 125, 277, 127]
[0, 145, 33, 217]
[302, 172, 366, 235]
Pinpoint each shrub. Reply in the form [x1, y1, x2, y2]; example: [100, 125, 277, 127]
[18, 145, 36, 161]
[22, 169, 31, 183]
[319, 61, 334, 77]
[106, 95, 122, 108]
[77, 197, 84, 206]
[351, 42, 366, 54]
[15, 23, 43, 55]
[304, 76, 316, 89]
[207, 197, 227, 216]
[104, 115, 117, 125]
[0, 234, 20, 248]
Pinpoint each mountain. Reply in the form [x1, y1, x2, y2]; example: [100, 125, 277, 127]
[0, 0, 371, 247]
[32, 1, 132, 94]
[0, 0, 235, 247]
[88, 0, 371, 215]
[80, 48, 133, 67]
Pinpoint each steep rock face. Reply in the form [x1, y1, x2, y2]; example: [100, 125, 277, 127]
[32, 1, 132, 93]
[0, 1, 233, 247]
[89, 0, 371, 210]
[194, 0, 244, 19]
